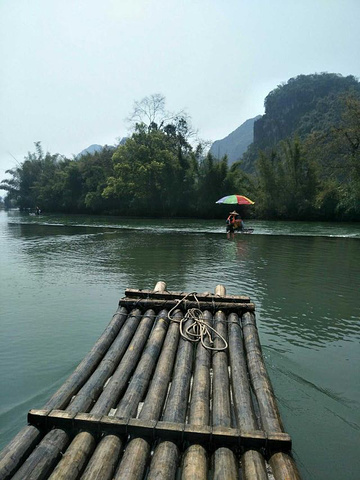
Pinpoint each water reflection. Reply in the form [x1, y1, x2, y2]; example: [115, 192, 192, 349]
[4, 215, 360, 350]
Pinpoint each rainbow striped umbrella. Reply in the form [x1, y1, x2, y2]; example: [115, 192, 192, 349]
[216, 194, 255, 205]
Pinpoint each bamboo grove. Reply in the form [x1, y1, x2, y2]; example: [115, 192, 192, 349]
[1, 89, 360, 221]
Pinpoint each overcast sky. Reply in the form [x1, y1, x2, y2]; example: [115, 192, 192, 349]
[1, 0, 360, 192]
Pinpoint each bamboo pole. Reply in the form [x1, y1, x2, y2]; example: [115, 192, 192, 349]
[0, 426, 42, 480]
[213, 448, 239, 480]
[188, 310, 212, 426]
[242, 311, 302, 479]
[45, 309, 144, 480]
[10, 309, 152, 480]
[91, 309, 156, 415]
[48, 309, 156, 480]
[182, 445, 208, 480]
[11, 429, 70, 480]
[153, 281, 167, 293]
[242, 311, 283, 433]
[45, 306, 130, 410]
[0, 306, 129, 480]
[147, 315, 195, 480]
[269, 452, 302, 480]
[80, 435, 122, 480]
[45, 432, 96, 480]
[212, 310, 239, 480]
[181, 310, 212, 480]
[113, 311, 182, 480]
[115, 310, 169, 419]
[228, 312, 267, 480]
[79, 307, 159, 480]
[137, 310, 182, 420]
[119, 298, 254, 313]
[214, 284, 226, 297]
[66, 309, 143, 414]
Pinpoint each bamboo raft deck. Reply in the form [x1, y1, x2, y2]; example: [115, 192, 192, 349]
[0, 282, 301, 480]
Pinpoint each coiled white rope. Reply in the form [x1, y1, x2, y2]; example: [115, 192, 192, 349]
[167, 292, 228, 351]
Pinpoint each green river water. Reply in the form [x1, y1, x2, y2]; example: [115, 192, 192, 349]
[0, 210, 359, 479]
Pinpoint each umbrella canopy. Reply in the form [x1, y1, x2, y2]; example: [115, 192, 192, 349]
[216, 194, 255, 205]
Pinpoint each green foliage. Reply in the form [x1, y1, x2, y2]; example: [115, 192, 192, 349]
[1, 84, 359, 221]
[249, 74, 360, 221]
[104, 123, 185, 215]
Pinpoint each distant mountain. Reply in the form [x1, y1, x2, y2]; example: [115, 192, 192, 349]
[209, 115, 261, 165]
[253, 73, 360, 149]
[239, 72, 360, 173]
[77, 144, 103, 157]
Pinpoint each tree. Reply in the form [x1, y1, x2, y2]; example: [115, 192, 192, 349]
[255, 138, 319, 219]
[103, 124, 183, 215]
[0, 142, 64, 210]
[305, 92, 360, 219]
[127, 93, 197, 143]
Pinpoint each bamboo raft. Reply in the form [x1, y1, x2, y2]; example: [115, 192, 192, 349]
[0, 282, 301, 480]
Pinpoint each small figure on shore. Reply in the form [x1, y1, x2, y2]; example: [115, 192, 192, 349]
[35, 206, 41, 215]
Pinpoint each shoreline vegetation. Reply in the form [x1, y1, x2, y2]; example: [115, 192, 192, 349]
[1, 74, 360, 221]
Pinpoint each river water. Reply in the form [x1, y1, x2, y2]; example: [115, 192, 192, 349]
[0, 210, 359, 479]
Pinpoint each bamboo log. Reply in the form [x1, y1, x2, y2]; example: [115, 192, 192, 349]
[45, 306, 130, 410]
[113, 438, 150, 479]
[269, 452, 302, 480]
[160, 318, 194, 424]
[148, 441, 179, 480]
[181, 444, 208, 480]
[214, 284, 226, 297]
[115, 310, 169, 419]
[91, 309, 156, 415]
[49, 309, 157, 480]
[80, 435, 122, 480]
[125, 288, 250, 303]
[0, 426, 42, 480]
[66, 309, 143, 414]
[228, 313, 267, 480]
[242, 312, 283, 433]
[147, 316, 195, 480]
[47, 432, 95, 480]
[181, 310, 212, 480]
[9, 309, 152, 480]
[11, 429, 70, 480]
[212, 311, 231, 428]
[0, 307, 129, 480]
[241, 449, 267, 479]
[228, 313, 256, 431]
[153, 281, 167, 293]
[61, 308, 167, 480]
[119, 298, 254, 313]
[43, 309, 143, 480]
[242, 312, 302, 479]
[138, 311, 182, 420]
[113, 312, 181, 480]
[213, 447, 239, 480]
[212, 310, 238, 480]
[188, 310, 212, 426]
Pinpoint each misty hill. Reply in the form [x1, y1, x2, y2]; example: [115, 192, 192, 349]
[241, 72, 360, 172]
[77, 138, 128, 159]
[209, 116, 260, 165]
[254, 73, 359, 148]
[77, 144, 103, 158]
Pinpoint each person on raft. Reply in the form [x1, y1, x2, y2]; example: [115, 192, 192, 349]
[226, 210, 244, 233]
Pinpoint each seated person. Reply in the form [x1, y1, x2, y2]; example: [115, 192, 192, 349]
[226, 211, 244, 232]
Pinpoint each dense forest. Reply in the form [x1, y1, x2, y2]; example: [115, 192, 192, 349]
[1, 74, 360, 220]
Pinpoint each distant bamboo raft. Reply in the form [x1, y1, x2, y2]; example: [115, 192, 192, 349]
[0, 282, 301, 480]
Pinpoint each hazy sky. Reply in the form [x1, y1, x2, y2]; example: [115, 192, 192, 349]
[1, 0, 359, 192]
